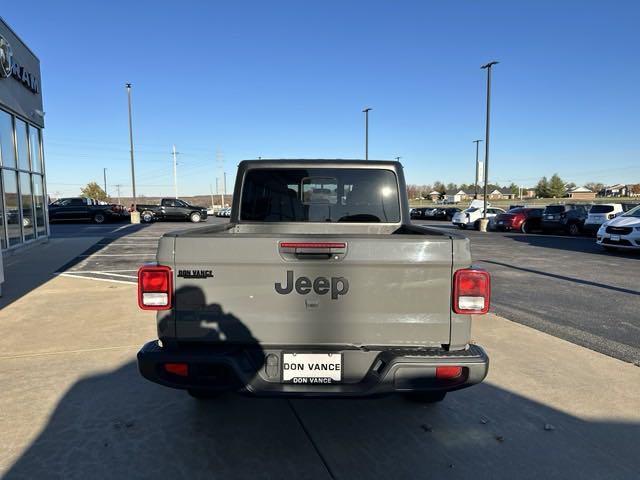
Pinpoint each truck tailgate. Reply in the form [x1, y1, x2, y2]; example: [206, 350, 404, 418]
[170, 235, 453, 347]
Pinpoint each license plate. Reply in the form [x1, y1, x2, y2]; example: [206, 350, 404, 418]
[546, 215, 554, 220]
[282, 353, 342, 384]
[610, 235, 621, 242]
[498, 221, 504, 225]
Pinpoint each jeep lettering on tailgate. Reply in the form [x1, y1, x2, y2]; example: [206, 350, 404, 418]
[275, 270, 349, 299]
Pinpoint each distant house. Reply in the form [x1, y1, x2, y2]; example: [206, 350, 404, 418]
[567, 186, 596, 200]
[522, 188, 536, 199]
[598, 184, 638, 197]
[444, 189, 470, 203]
[487, 188, 517, 200]
[428, 190, 442, 201]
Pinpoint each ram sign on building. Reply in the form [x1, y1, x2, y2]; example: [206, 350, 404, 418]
[0, 17, 47, 251]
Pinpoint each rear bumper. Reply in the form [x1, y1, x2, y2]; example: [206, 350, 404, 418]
[137, 341, 489, 397]
[541, 220, 567, 231]
[582, 223, 601, 234]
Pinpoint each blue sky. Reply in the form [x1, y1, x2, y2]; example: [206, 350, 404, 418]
[4, 1, 640, 197]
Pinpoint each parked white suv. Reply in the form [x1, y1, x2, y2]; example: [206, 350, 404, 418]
[596, 204, 640, 251]
[452, 202, 505, 230]
[584, 203, 623, 235]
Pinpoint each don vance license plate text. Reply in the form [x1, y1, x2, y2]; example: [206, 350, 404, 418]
[282, 353, 342, 384]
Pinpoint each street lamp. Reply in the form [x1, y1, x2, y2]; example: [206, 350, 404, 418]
[473, 139, 483, 199]
[480, 61, 498, 220]
[125, 83, 137, 218]
[362, 107, 372, 160]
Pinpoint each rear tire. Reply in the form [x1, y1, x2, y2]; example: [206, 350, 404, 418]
[190, 212, 202, 223]
[459, 224, 467, 230]
[520, 221, 529, 234]
[93, 212, 106, 224]
[141, 211, 154, 223]
[403, 391, 447, 403]
[567, 223, 580, 236]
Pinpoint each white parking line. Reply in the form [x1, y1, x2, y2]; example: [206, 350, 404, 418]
[96, 243, 158, 246]
[57, 273, 137, 285]
[78, 253, 156, 257]
[90, 272, 138, 279]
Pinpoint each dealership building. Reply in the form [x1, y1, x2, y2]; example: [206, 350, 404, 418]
[0, 17, 47, 252]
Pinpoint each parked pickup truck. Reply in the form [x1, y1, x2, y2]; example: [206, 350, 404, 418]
[136, 198, 208, 223]
[49, 197, 127, 224]
[137, 160, 490, 402]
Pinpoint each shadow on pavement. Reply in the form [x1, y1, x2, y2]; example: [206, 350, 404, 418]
[478, 259, 640, 297]
[508, 234, 640, 258]
[4, 361, 639, 479]
[0, 223, 152, 310]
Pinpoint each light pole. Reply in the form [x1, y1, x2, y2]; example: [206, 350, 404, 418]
[362, 107, 372, 160]
[473, 139, 483, 199]
[480, 61, 498, 219]
[172, 144, 179, 199]
[103, 168, 107, 196]
[125, 83, 137, 216]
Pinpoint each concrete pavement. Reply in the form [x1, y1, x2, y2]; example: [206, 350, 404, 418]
[1, 275, 639, 479]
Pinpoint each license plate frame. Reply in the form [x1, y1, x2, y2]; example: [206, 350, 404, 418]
[281, 352, 343, 384]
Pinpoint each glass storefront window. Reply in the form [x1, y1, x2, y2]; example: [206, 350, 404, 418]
[20, 172, 35, 241]
[0, 173, 5, 249]
[3, 169, 21, 246]
[32, 174, 46, 236]
[29, 126, 42, 173]
[0, 111, 16, 168]
[16, 119, 30, 171]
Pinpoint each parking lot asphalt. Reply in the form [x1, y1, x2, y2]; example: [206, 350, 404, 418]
[50, 220, 216, 284]
[50, 218, 640, 365]
[416, 221, 640, 365]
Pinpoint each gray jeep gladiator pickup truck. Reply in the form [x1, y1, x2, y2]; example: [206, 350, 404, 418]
[137, 159, 490, 401]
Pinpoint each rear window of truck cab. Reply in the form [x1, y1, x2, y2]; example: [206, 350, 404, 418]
[589, 205, 614, 214]
[240, 168, 401, 222]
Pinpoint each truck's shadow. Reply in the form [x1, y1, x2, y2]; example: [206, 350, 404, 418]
[4, 368, 640, 479]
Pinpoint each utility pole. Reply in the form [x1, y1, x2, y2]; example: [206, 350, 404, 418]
[103, 168, 107, 196]
[216, 150, 224, 207]
[125, 83, 137, 216]
[395, 156, 401, 162]
[480, 61, 498, 220]
[209, 183, 215, 209]
[473, 139, 483, 199]
[172, 144, 179, 199]
[362, 107, 372, 160]
[115, 184, 122, 205]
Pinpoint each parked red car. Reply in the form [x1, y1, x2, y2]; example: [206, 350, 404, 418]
[494, 207, 544, 233]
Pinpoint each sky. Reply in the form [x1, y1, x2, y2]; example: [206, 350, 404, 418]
[3, 0, 640, 198]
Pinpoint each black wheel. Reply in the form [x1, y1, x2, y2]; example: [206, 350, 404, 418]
[93, 212, 106, 224]
[141, 211, 154, 223]
[459, 224, 467, 230]
[403, 391, 447, 403]
[474, 220, 481, 230]
[520, 221, 529, 234]
[190, 212, 202, 223]
[187, 389, 220, 400]
[567, 223, 580, 236]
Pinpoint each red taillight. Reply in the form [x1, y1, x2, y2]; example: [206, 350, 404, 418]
[138, 265, 173, 310]
[453, 269, 490, 314]
[436, 366, 463, 379]
[164, 363, 188, 376]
